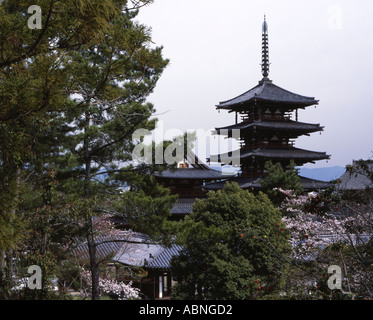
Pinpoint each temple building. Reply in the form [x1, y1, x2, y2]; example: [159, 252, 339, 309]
[338, 160, 373, 191]
[206, 16, 331, 191]
[153, 151, 234, 220]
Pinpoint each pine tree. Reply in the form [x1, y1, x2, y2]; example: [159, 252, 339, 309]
[260, 160, 304, 206]
[0, 1, 167, 299]
[0, 0, 132, 281]
[42, 9, 168, 299]
[113, 174, 178, 242]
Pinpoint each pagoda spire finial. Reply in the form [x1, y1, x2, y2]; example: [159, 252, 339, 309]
[261, 15, 270, 79]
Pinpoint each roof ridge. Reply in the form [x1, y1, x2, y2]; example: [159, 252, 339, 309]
[268, 81, 317, 101]
[217, 83, 261, 106]
[215, 119, 322, 130]
[217, 80, 318, 109]
[256, 78, 268, 96]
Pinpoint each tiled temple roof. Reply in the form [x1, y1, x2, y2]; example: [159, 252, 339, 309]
[337, 161, 373, 190]
[146, 245, 183, 270]
[217, 79, 318, 110]
[214, 120, 323, 135]
[170, 198, 196, 215]
[209, 147, 329, 164]
[72, 232, 183, 271]
[243, 147, 329, 161]
[113, 233, 182, 270]
[71, 233, 137, 262]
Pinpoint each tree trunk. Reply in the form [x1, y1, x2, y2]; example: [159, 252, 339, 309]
[86, 216, 100, 300]
[0, 251, 5, 275]
[0, 250, 6, 294]
[82, 108, 101, 300]
[0, 167, 21, 297]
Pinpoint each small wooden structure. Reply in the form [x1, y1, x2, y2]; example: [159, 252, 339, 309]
[153, 151, 234, 219]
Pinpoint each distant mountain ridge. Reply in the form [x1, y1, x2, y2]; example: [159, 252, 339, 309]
[298, 166, 346, 182]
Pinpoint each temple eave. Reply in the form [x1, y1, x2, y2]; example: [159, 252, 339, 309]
[209, 148, 330, 162]
[214, 121, 324, 134]
[217, 99, 318, 111]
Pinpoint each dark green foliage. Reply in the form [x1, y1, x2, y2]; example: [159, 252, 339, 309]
[171, 182, 292, 300]
[113, 175, 178, 242]
[260, 160, 303, 206]
[0, 1, 169, 299]
[39, 7, 168, 300]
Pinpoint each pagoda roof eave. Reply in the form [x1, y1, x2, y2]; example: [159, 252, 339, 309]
[216, 80, 319, 110]
[214, 120, 324, 134]
[216, 99, 319, 111]
[209, 147, 330, 163]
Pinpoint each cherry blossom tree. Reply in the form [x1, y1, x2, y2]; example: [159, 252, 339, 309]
[277, 188, 373, 299]
[81, 269, 139, 300]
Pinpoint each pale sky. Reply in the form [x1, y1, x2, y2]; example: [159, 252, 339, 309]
[137, 0, 373, 168]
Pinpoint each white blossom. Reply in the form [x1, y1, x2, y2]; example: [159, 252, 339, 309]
[81, 269, 140, 300]
[277, 189, 350, 260]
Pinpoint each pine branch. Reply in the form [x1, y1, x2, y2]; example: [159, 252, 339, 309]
[0, 0, 55, 68]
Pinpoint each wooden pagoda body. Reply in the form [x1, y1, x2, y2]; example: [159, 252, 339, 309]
[206, 17, 330, 191]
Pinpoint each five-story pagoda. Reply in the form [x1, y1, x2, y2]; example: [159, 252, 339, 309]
[206, 16, 330, 191]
